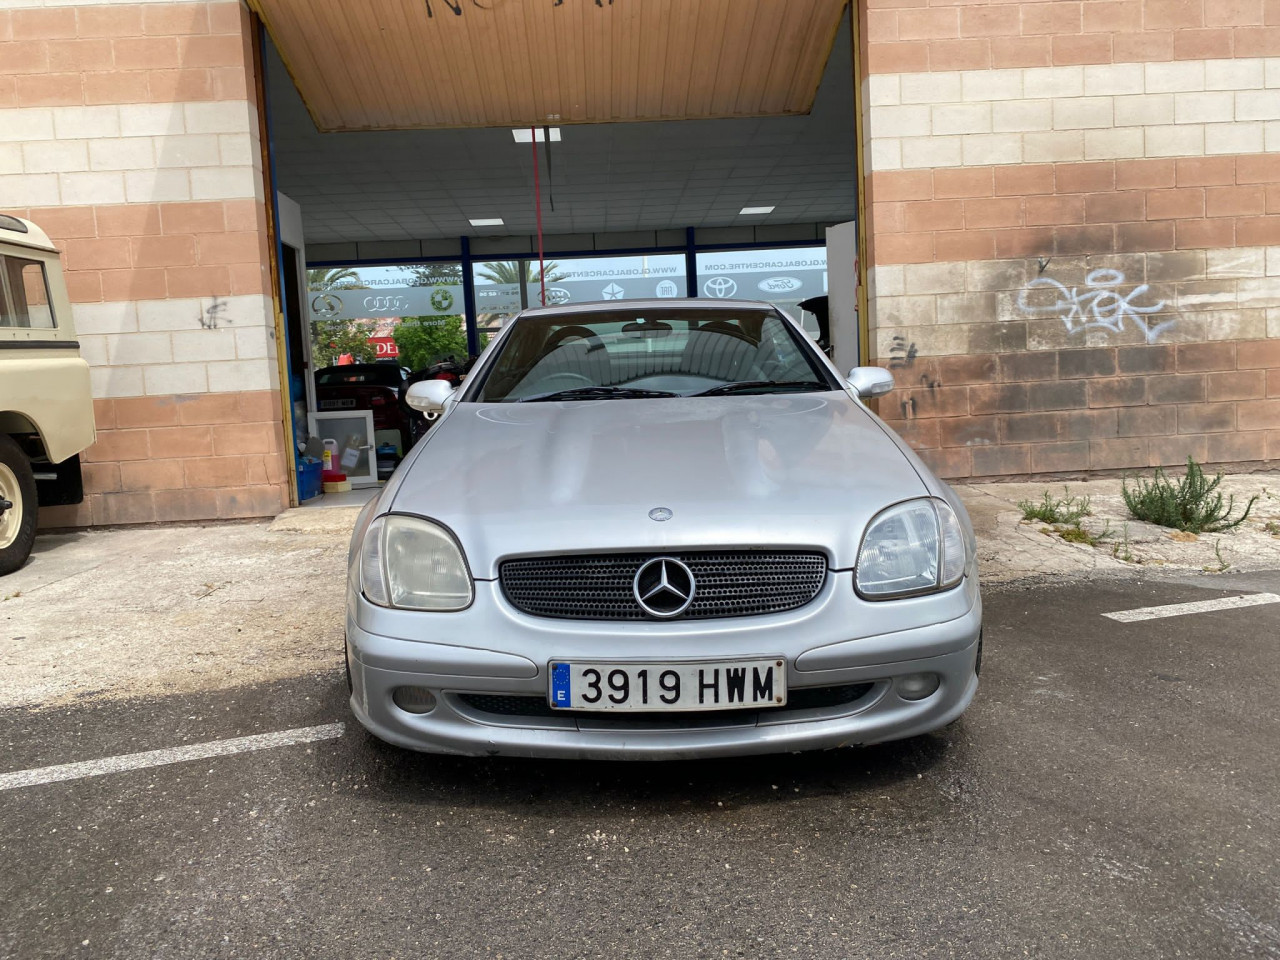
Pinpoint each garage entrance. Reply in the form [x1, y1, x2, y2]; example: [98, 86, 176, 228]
[252, 0, 861, 502]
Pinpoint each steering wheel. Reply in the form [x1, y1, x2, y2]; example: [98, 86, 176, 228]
[526, 372, 595, 393]
[543, 325, 603, 351]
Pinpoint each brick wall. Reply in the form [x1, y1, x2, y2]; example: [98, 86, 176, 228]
[860, 0, 1280, 479]
[0, 0, 289, 525]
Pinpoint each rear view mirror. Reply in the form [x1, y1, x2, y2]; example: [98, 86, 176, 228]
[847, 366, 894, 399]
[405, 379, 455, 413]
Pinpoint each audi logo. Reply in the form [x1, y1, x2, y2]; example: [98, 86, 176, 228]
[362, 295, 409, 312]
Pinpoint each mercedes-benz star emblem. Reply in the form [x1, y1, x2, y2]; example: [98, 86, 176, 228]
[632, 557, 696, 619]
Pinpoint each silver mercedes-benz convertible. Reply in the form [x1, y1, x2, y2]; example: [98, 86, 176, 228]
[345, 299, 982, 759]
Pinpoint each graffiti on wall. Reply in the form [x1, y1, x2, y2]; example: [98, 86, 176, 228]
[1016, 269, 1175, 344]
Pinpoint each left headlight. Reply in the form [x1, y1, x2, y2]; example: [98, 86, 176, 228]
[855, 498, 967, 600]
[360, 515, 473, 611]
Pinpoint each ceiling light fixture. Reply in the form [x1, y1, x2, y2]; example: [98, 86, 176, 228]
[469, 218, 504, 227]
[740, 205, 775, 215]
[512, 128, 561, 143]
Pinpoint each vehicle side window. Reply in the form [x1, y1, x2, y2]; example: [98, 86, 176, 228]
[0, 256, 56, 329]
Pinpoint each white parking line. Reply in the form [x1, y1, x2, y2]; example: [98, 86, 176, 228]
[0, 722, 345, 793]
[1102, 593, 1280, 623]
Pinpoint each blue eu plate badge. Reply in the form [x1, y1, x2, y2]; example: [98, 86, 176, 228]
[550, 662, 572, 708]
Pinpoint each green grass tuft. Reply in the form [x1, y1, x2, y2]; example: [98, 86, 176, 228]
[1018, 487, 1091, 525]
[1122, 457, 1258, 534]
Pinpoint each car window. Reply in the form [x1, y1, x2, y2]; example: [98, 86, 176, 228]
[0, 256, 56, 329]
[470, 308, 836, 402]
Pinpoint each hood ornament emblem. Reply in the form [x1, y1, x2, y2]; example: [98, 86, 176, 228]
[633, 557, 696, 619]
[648, 507, 673, 522]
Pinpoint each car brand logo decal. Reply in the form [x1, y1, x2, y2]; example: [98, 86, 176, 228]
[430, 287, 454, 312]
[602, 282, 625, 299]
[546, 287, 572, 304]
[654, 280, 680, 298]
[703, 276, 737, 298]
[648, 507, 673, 522]
[311, 293, 342, 319]
[758, 276, 802, 293]
[633, 557, 696, 619]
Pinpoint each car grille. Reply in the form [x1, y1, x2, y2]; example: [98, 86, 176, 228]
[455, 683, 875, 727]
[499, 550, 828, 621]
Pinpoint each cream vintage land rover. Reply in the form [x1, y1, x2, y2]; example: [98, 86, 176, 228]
[0, 215, 95, 575]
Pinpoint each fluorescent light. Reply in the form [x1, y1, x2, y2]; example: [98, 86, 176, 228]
[512, 128, 561, 143]
[469, 218, 504, 227]
[740, 205, 775, 215]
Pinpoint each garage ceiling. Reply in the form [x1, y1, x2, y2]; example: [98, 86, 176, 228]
[250, 0, 848, 132]
[267, 12, 856, 247]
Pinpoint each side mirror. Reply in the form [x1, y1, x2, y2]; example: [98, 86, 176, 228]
[405, 379, 455, 413]
[847, 366, 894, 399]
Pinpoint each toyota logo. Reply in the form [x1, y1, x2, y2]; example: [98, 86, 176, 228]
[311, 293, 342, 319]
[703, 276, 737, 298]
[633, 557, 696, 619]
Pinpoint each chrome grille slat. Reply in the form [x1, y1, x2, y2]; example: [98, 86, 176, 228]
[499, 550, 827, 620]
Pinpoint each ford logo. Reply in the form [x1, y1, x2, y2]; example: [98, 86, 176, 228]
[757, 276, 803, 293]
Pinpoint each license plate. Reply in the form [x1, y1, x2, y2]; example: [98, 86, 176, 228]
[548, 659, 786, 712]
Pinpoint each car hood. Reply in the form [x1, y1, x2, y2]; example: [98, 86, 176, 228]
[389, 392, 928, 576]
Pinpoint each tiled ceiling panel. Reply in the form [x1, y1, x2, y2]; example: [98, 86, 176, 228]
[250, 0, 849, 132]
[268, 14, 856, 245]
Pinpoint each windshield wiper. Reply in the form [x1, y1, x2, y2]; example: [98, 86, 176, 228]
[517, 386, 678, 402]
[692, 380, 829, 397]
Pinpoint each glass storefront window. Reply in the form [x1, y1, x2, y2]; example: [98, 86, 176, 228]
[695, 246, 827, 321]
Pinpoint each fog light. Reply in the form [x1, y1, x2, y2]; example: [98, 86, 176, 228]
[896, 673, 940, 701]
[392, 686, 437, 714]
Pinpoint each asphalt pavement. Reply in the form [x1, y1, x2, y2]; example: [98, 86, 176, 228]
[3, 570, 1280, 960]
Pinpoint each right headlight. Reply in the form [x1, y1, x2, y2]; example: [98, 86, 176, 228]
[855, 498, 966, 600]
[360, 514, 473, 611]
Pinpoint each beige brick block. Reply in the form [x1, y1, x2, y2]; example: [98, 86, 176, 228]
[870, 265, 906, 298]
[172, 328, 236, 362]
[1268, 308, 1280, 338]
[1207, 248, 1266, 279]
[189, 165, 256, 200]
[869, 139, 901, 171]
[936, 292, 999, 324]
[207, 358, 272, 393]
[21, 139, 88, 173]
[901, 136, 963, 168]
[1175, 91, 1235, 124]
[1023, 131, 1085, 163]
[1084, 63, 1145, 96]
[144, 363, 209, 396]
[50, 105, 117, 140]
[77, 335, 108, 367]
[992, 99, 1053, 133]
[182, 101, 252, 135]
[1024, 66, 1084, 99]
[153, 133, 220, 168]
[0, 144, 22, 176]
[903, 262, 966, 296]
[961, 69, 1024, 102]
[105, 332, 171, 366]
[72, 300, 138, 335]
[868, 75, 899, 106]
[124, 168, 190, 203]
[1145, 125, 1205, 157]
[1237, 278, 1280, 308]
[962, 133, 1022, 165]
[88, 137, 154, 171]
[1084, 127, 1145, 160]
[137, 297, 201, 332]
[1114, 94, 1175, 127]
[59, 171, 124, 205]
[899, 72, 962, 104]
[0, 107, 55, 142]
[1053, 97, 1115, 130]
[933, 103, 991, 135]
[1205, 122, 1265, 155]
[1206, 59, 1264, 91]
[1204, 310, 1268, 341]
[217, 133, 254, 166]
[118, 103, 185, 137]
[1236, 90, 1280, 121]
[967, 259, 1033, 292]
[1266, 121, 1280, 152]
[233, 325, 269, 360]
[1266, 247, 1280, 278]
[1266, 59, 1280, 88]
[0, 174, 59, 207]
[876, 295, 938, 326]
[871, 105, 931, 138]
[90, 365, 145, 400]
[1146, 61, 1206, 93]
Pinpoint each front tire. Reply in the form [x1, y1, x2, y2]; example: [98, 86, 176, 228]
[0, 435, 38, 576]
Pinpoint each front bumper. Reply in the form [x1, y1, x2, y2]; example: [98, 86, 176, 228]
[345, 571, 982, 760]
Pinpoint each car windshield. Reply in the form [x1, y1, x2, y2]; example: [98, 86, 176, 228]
[469, 308, 836, 403]
[315, 365, 403, 387]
